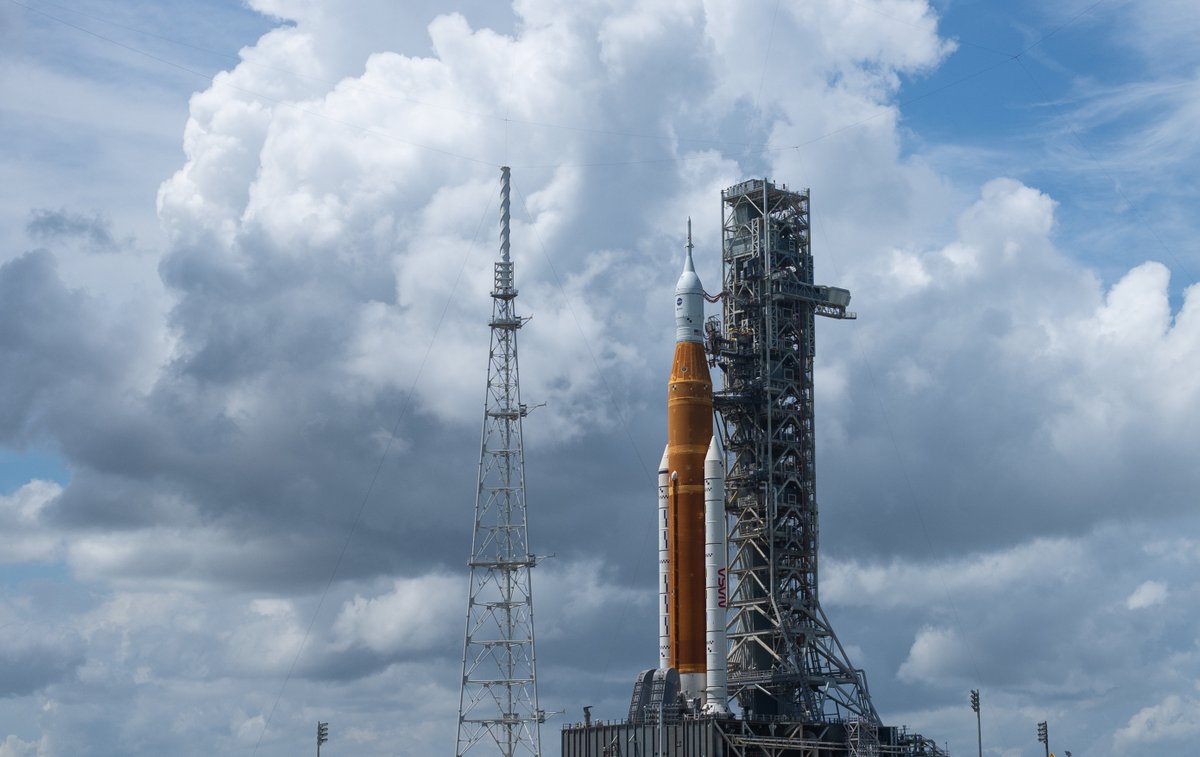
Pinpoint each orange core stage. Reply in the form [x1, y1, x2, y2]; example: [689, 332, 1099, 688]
[666, 339, 713, 676]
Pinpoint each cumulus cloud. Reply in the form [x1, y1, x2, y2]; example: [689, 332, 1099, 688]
[824, 536, 1084, 609]
[1115, 695, 1200, 749]
[0, 480, 62, 563]
[333, 573, 461, 654]
[823, 517, 1200, 735]
[0, 0, 966, 603]
[816, 175, 1200, 563]
[222, 598, 309, 675]
[0, 735, 40, 757]
[897, 626, 973, 685]
[1126, 579, 1168, 610]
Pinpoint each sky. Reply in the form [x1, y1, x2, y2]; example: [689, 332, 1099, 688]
[1, 0, 1199, 755]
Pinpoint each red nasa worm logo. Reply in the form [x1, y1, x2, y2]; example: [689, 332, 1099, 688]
[717, 568, 727, 609]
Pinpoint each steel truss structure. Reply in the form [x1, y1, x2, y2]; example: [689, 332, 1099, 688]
[708, 178, 873, 723]
[457, 167, 543, 757]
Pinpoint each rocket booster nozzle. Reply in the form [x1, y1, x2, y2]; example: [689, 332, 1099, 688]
[675, 221, 704, 344]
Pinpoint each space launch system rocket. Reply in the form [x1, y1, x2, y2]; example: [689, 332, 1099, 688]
[567, 182, 950, 757]
[658, 222, 729, 713]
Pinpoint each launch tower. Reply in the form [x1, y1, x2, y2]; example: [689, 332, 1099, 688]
[710, 179, 871, 725]
[456, 167, 543, 757]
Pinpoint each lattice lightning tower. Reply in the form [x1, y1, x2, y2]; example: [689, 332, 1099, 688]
[456, 166, 543, 757]
[709, 179, 876, 726]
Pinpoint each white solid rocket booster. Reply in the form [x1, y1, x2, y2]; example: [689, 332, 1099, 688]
[703, 434, 730, 714]
[657, 445, 671, 670]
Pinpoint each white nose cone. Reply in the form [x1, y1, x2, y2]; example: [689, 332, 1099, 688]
[704, 433, 722, 470]
[675, 242, 704, 343]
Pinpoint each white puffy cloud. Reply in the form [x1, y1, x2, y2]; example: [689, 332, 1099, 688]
[222, 598, 310, 675]
[898, 626, 973, 684]
[1126, 580, 1168, 610]
[824, 535, 1084, 609]
[1115, 695, 1200, 749]
[823, 516, 1200, 748]
[0, 735, 40, 757]
[333, 573, 461, 654]
[813, 172, 1200, 566]
[0, 480, 62, 563]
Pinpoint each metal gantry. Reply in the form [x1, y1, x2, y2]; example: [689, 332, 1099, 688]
[456, 166, 543, 757]
[708, 178, 875, 724]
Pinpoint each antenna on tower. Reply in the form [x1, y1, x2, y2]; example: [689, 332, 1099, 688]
[456, 166, 543, 757]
